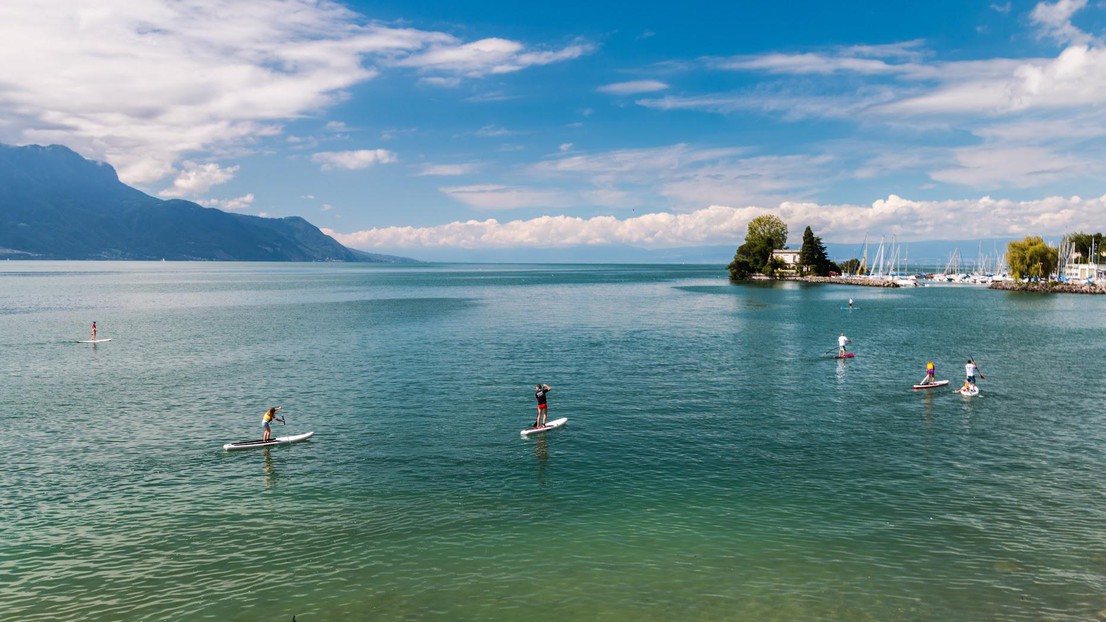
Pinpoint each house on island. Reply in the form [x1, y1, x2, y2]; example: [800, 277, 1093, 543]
[771, 249, 801, 275]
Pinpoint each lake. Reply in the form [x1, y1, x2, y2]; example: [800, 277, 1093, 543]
[3, 261, 1106, 621]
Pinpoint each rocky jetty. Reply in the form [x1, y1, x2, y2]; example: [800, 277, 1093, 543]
[988, 281, 1106, 294]
[782, 276, 900, 288]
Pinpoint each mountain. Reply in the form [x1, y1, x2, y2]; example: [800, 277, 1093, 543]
[0, 143, 414, 262]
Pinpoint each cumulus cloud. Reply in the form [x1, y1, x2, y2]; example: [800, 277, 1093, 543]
[597, 80, 669, 95]
[199, 193, 255, 211]
[0, 0, 589, 185]
[311, 149, 397, 170]
[159, 162, 239, 198]
[325, 194, 1106, 250]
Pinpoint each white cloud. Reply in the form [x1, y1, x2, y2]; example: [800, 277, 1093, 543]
[0, 0, 588, 185]
[395, 37, 594, 77]
[321, 203, 333, 211]
[159, 162, 239, 198]
[417, 163, 481, 176]
[475, 125, 515, 137]
[311, 149, 397, 170]
[929, 146, 1096, 188]
[418, 76, 462, 88]
[440, 184, 571, 210]
[1030, 0, 1091, 45]
[597, 80, 669, 95]
[200, 193, 255, 211]
[326, 193, 1106, 250]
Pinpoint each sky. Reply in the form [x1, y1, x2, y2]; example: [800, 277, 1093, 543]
[2, 0, 1106, 260]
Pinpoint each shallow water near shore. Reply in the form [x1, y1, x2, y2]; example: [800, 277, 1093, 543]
[3, 262, 1106, 621]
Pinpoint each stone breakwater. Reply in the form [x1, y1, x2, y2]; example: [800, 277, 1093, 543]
[780, 276, 900, 288]
[988, 281, 1106, 294]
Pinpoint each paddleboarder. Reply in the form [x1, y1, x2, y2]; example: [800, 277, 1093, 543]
[261, 406, 284, 441]
[91, 321, 97, 341]
[533, 384, 551, 428]
[963, 359, 982, 392]
[920, 361, 936, 385]
[838, 333, 851, 357]
[848, 298, 854, 309]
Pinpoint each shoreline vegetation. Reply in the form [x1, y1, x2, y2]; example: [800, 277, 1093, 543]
[730, 222, 1106, 295]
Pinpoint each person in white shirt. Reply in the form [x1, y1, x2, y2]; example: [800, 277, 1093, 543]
[838, 333, 850, 357]
[963, 359, 983, 391]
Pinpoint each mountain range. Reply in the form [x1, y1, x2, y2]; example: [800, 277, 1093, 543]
[0, 143, 412, 262]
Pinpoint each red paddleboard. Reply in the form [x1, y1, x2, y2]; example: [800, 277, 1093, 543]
[834, 353, 855, 359]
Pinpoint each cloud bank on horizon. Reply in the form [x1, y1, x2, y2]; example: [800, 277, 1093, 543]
[1, 0, 1105, 251]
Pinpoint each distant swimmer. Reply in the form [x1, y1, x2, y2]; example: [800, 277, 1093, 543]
[920, 361, 936, 385]
[261, 406, 284, 441]
[838, 333, 851, 357]
[533, 384, 551, 428]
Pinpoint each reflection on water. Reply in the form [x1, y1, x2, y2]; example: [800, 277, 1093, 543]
[262, 448, 276, 488]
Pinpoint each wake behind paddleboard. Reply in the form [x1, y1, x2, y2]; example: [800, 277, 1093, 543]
[521, 417, 567, 438]
[912, 379, 950, 390]
[78, 338, 113, 343]
[223, 431, 314, 451]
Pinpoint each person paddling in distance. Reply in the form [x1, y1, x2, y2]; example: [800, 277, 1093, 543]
[533, 384, 551, 428]
[261, 406, 284, 441]
[91, 321, 97, 341]
[920, 361, 936, 385]
[848, 298, 854, 310]
[837, 332, 851, 357]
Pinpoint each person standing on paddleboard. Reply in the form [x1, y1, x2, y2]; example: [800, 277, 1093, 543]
[963, 359, 982, 392]
[534, 384, 551, 428]
[848, 298, 854, 309]
[91, 321, 97, 341]
[921, 361, 936, 385]
[261, 406, 284, 441]
[838, 333, 851, 357]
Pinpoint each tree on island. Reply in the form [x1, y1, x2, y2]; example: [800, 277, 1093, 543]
[1006, 236, 1058, 280]
[728, 215, 788, 280]
[798, 226, 835, 276]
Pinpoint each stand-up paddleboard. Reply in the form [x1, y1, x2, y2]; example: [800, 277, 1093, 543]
[521, 417, 567, 438]
[840, 307, 861, 310]
[223, 431, 314, 451]
[78, 338, 113, 343]
[958, 386, 979, 396]
[834, 353, 855, 359]
[912, 379, 950, 390]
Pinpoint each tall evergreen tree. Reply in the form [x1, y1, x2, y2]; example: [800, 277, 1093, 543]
[798, 225, 832, 276]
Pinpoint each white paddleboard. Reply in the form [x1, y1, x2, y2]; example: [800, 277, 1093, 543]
[77, 338, 113, 343]
[521, 417, 567, 438]
[958, 386, 979, 396]
[912, 380, 950, 390]
[223, 431, 314, 451]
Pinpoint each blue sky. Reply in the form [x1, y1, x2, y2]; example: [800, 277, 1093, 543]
[2, 0, 1106, 258]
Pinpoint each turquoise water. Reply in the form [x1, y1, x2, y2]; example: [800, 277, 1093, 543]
[3, 262, 1106, 621]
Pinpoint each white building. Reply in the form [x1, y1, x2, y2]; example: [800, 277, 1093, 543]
[771, 249, 801, 275]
